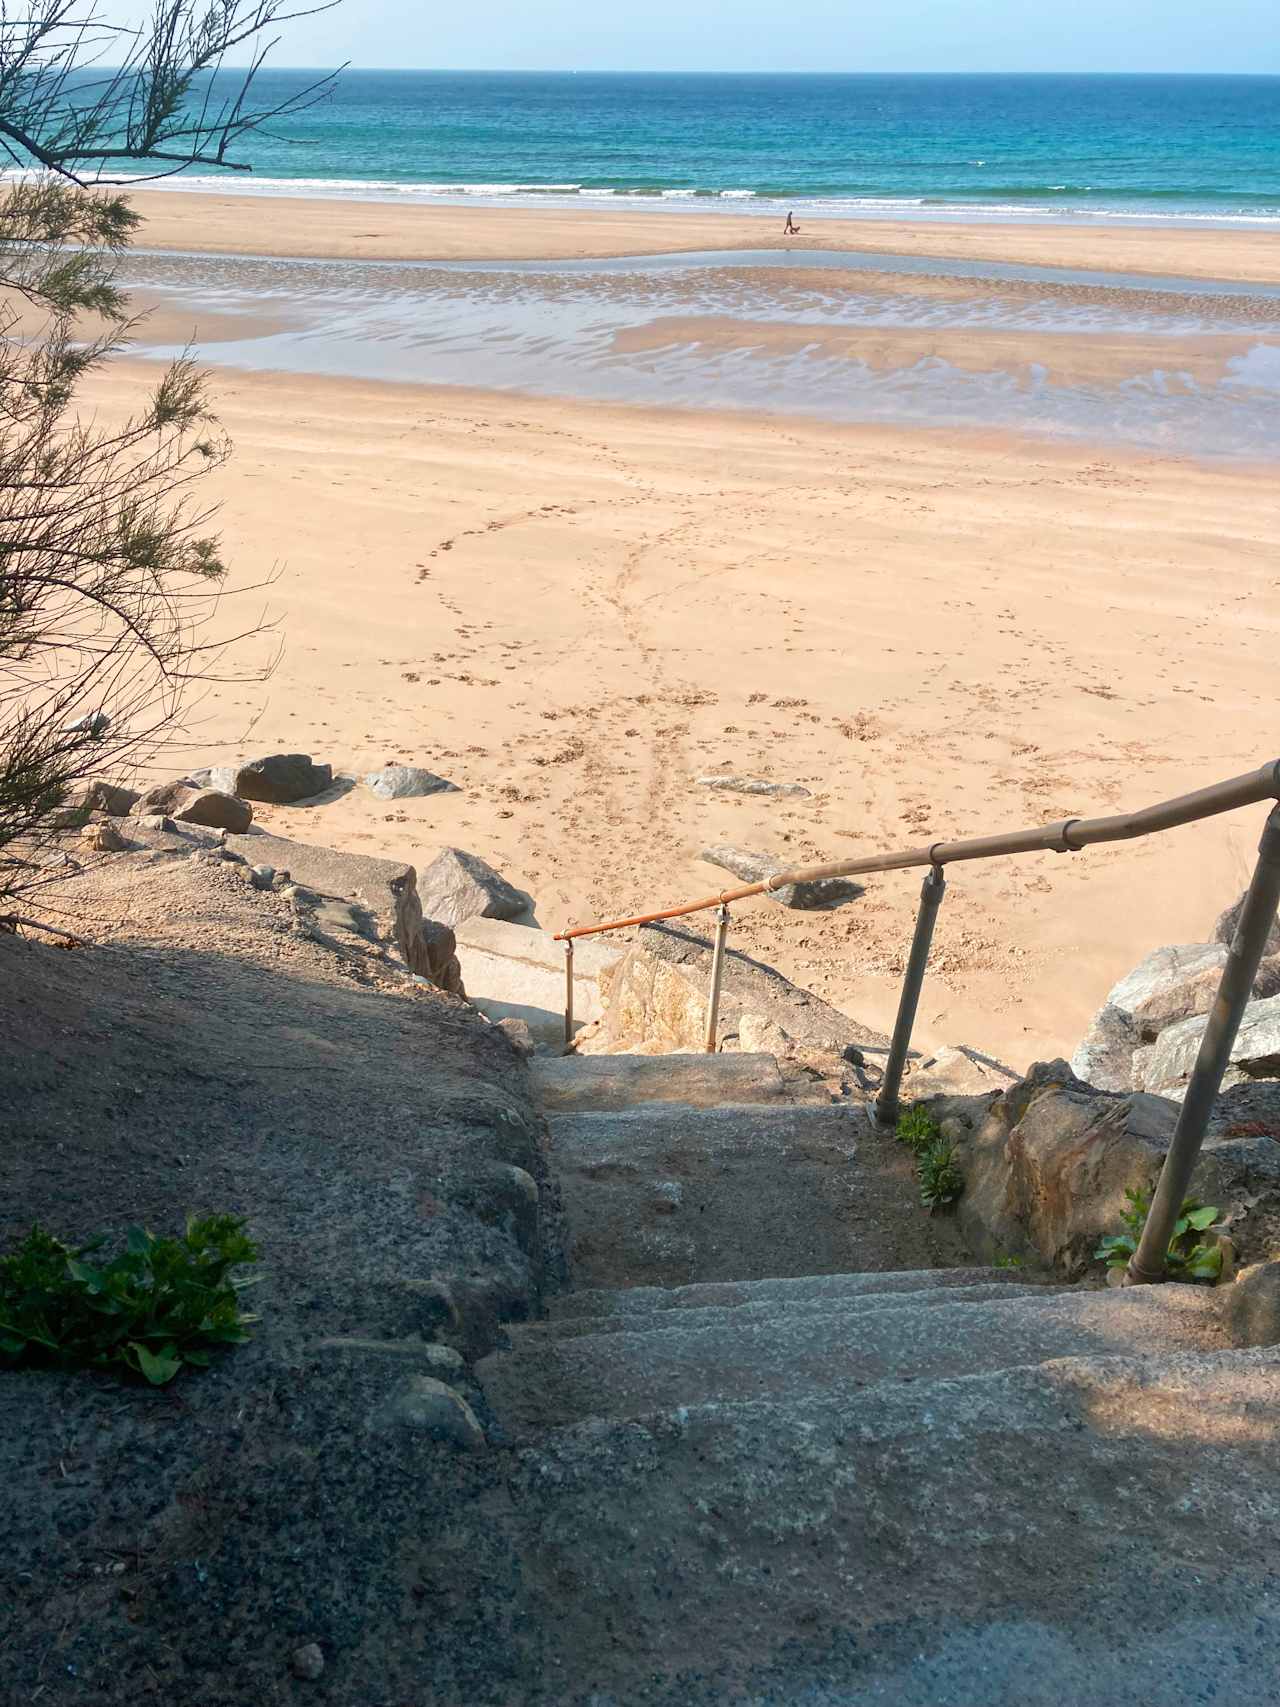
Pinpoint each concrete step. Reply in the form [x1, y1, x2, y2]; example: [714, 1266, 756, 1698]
[548, 1263, 1041, 1323]
[547, 1101, 864, 1288]
[531, 1050, 788, 1113]
[454, 916, 621, 1047]
[490, 1345, 1280, 1702]
[478, 1282, 1233, 1437]
[511, 1280, 1070, 1344]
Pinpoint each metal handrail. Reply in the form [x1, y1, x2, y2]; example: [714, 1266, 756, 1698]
[555, 759, 1280, 1285]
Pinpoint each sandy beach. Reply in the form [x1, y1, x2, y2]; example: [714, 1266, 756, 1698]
[128, 188, 1280, 283]
[79, 321, 1278, 1071]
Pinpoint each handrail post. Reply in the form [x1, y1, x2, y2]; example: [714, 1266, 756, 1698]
[563, 937, 575, 1051]
[704, 903, 730, 1053]
[875, 864, 947, 1129]
[1128, 803, 1280, 1283]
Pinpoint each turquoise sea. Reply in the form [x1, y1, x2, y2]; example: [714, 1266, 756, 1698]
[129, 70, 1280, 226]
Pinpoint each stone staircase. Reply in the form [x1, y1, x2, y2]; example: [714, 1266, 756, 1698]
[473, 1050, 1280, 1704]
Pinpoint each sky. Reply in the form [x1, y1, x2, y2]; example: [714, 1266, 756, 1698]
[98, 1, 1280, 74]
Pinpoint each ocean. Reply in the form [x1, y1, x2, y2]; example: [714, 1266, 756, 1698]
[128, 70, 1280, 226]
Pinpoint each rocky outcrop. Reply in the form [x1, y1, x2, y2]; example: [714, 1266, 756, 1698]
[418, 847, 530, 930]
[584, 921, 886, 1069]
[700, 844, 861, 911]
[1071, 931, 1280, 1095]
[233, 752, 332, 804]
[1134, 993, 1280, 1101]
[363, 764, 458, 800]
[955, 1059, 1280, 1275]
[224, 830, 463, 994]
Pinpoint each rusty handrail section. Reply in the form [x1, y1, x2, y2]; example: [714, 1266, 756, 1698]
[555, 760, 1280, 942]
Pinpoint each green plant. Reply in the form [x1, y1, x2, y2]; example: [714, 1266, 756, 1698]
[917, 1143, 964, 1211]
[896, 1106, 941, 1155]
[993, 1253, 1023, 1270]
[0, 1215, 261, 1384]
[1094, 1189, 1223, 1283]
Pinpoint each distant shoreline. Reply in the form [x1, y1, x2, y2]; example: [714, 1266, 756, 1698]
[126, 189, 1280, 285]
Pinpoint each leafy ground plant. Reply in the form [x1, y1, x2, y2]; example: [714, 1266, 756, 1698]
[916, 1143, 964, 1211]
[896, 1106, 964, 1211]
[1094, 1188, 1223, 1283]
[0, 1215, 260, 1384]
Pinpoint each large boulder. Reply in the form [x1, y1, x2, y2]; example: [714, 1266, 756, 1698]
[1215, 890, 1280, 958]
[700, 844, 860, 911]
[363, 765, 457, 801]
[1134, 992, 1280, 1101]
[418, 847, 530, 930]
[957, 1059, 1280, 1275]
[587, 920, 886, 1063]
[1070, 942, 1280, 1094]
[904, 1044, 1019, 1102]
[233, 753, 332, 804]
[79, 780, 140, 817]
[131, 777, 199, 817]
[172, 788, 253, 833]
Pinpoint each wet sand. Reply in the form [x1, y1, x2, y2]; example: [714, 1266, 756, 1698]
[128, 188, 1280, 284]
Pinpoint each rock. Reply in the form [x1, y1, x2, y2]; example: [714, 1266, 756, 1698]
[1070, 942, 1280, 1094]
[1228, 1262, 1280, 1346]
[223, 832, 464, 995]
[696, 775, 812, 800]
[374, 1376, 486, 1450]
[172, 788, 253, 833]
[906, 1044, 1019, 1101]
[188, 764, 240, 795]
[495, 1016, 536, 1056]
[738, 1013, 793, 1057]
[79, 781, 139, 817]
[65, 711, 110, 736]
[249, 864, 276, 891]
[1215, 891, 1280, 958]
[418, 846, 530, 930]
[290, 1643, 324, 1681]
[955, 1062, 1175, 1275]
[957, 1059, 1280, 1275]
[586, 921, 885, 1061]
[1070, 1002, 1139, 1094]
[130, 778, 198, 817]
[81, 821, 128, 853]
[1135, 993, 1280, 1101]
[135, 814, 175, 832]
[652, 1181, 683, 1215]
[700, 845, 860, 911]
[233, 753, 331, 804]
[453, 917, 619, 1046]
[362, 764, 458, 801]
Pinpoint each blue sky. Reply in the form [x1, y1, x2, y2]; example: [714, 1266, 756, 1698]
[101, 1, 1280, 73]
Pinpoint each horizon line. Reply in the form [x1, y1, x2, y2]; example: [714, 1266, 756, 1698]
[188, 65, 1280, 78]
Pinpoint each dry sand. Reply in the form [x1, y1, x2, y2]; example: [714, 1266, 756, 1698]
[128, 189, 1280, 284]
[82, 347, 1280, 1071]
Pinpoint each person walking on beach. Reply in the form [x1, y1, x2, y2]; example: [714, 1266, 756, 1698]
[783, 210, 799, 236]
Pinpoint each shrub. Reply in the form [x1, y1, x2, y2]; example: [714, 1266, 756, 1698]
[0, 1215, 261, 1384]
[1094, 1188, 1223, 1283]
